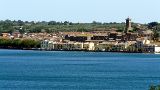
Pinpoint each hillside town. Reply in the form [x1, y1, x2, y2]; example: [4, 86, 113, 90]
[40, 18, 160, 53]
[1, 18, 160, 53]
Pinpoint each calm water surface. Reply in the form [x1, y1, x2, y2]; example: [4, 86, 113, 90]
[0, 49, 160, 90]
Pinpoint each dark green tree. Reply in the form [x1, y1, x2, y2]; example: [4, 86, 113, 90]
[148, 22, 159, 29]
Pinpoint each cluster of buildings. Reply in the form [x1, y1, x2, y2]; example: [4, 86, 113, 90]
[41, 18, 160, 53]
[0, 31, 62, 41]
[0, 18, 160, 53]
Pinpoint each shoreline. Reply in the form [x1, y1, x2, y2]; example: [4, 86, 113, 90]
[0, 48, 159, 54]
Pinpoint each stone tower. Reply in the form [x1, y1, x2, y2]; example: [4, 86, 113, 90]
[125, 17, 132, 33]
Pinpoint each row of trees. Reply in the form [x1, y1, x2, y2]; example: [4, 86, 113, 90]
[0, 38, 40, 49]
[0, 20, 129, 33]
[0, 20, 125, 26]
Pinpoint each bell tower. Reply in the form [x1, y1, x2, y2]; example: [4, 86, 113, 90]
[125, 17, 132, 34]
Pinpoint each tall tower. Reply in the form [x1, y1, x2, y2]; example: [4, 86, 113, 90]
[125, 17, 132, 34]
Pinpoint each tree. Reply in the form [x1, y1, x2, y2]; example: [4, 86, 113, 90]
[92, 21, 102, 25]
[148, 22, 159, 29]
[21, 39, 40, 48]
[48, 21, 57, 25]
[17, 20, 24, 26]
[64, 21, 69, 25]
[153, 30, 160, 41]
[11, 39, 22, 48]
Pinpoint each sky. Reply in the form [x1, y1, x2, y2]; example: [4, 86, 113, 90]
[0, 0, 159, 23]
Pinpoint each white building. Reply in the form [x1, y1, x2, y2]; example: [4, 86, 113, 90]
[154, 45, 160, 53]
[136, 39, 160, 53]
[41, 40, 56, 50]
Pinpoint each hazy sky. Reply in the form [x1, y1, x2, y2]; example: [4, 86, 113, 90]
[0, 0, 159, 23]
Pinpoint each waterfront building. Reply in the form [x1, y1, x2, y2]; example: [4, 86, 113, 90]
[84, 42, 95, 51]
[95, 42, 115, 51]
[53, 43, 74, 50]
[135, 39, 160, 53]
[53, 42, 95, 51]
[41, 39, 95, 51]
[41, 40, 55, 50]
[40, 39, 160, 53]
[142, 45, 160, 53]
[94, 41, 126, 52]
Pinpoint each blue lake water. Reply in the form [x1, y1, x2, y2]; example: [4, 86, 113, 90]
[0, 49, 160, 90]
